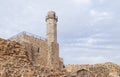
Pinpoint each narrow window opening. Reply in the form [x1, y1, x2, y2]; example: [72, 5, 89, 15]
[38, 47, 39, 53]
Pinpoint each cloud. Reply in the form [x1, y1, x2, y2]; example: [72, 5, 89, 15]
[99, 0, 107, 3]
[89, 10, 112, 22]
[90, 10, 109, 17]
[60, 44, 120, 64]
[0, 0, 120, 65]
[72, 0, 92, 5]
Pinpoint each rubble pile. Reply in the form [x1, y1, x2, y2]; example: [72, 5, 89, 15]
[0, 38, 31, 76]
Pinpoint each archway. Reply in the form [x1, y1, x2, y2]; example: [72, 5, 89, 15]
[77, 69, 95, 77]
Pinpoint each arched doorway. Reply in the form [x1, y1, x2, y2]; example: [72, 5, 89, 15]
[77, 69, 95, 77]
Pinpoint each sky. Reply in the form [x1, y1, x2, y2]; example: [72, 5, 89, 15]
[0, 0, 120, 65]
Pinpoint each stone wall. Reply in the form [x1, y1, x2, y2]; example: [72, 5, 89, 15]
[0, 38, 30, 77]
[59, 58, 64, 69]
[48, 42, 60, 69]
[10, 34, 63, 70]
[0, 38, 67, 77]
[10, 34, 49, 66]
[65, 62, 120, 77]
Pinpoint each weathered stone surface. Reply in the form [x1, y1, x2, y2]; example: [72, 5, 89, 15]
[0, 38, 30, 76]
[65, 62, 120, 77]
[0, 38, 66, 77]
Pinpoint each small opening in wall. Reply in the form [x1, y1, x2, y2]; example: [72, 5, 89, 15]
[63, 65, 65, 68]
[38, 47, 39, 53]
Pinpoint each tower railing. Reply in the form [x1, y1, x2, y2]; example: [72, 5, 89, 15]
[8, 31, 46, 41]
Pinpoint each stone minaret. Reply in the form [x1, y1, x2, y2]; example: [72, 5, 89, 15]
[45, 11, 59, 69]
[46, 11, 58, 44]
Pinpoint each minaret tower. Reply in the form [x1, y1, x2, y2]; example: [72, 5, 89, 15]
[45, 11, 59, 69]
[46, 11, 58, 44]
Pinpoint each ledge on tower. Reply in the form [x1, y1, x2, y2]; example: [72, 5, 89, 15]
[45, 11, 58, 21]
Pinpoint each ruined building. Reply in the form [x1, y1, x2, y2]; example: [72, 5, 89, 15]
[10, 11, 62, 70]
[0, 11, 120, 77]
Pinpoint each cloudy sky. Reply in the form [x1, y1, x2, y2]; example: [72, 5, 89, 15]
[0, 0, 120, 65]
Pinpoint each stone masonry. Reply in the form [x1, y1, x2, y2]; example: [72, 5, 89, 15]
[10, 11, 60, 70]
[66, 62, 120, 77]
